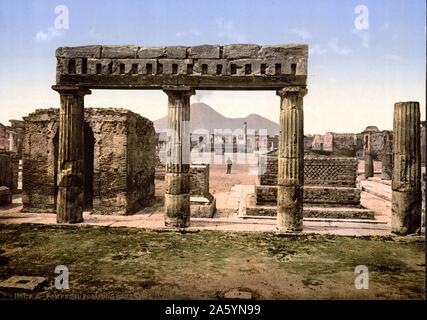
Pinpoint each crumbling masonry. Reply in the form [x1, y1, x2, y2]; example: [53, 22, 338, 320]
[22, 108, 155, 215]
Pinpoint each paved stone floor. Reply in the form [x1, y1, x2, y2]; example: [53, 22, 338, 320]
[360, 178, 392, 201]
[0, 187, 394, 236]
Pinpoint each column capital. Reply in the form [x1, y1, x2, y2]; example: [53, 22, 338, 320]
[276, 86, 307, 98]
[52, 85, 91, 96]
[163, 86, 195, 97]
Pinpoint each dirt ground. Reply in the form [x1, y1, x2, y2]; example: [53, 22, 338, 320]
[0, 224, 424, 300]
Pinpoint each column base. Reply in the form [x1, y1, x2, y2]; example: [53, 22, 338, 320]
[391, 191, 421, 235]
[165, 193, 190, 228]
[56, 186, 84, 224]
[277, 185, 303, 232]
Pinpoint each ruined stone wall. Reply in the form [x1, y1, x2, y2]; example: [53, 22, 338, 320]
[190, 164, 210, 198]
[22, 108, 155, 214]
[0, 152, 13, 189]
[311, 134, 324, 150]
[304, 135, 314, 150]
[421, 122, 426, 166]
[0, 123, 9, 151]
[126, 111, 156, 212]
[22, 109, 58, 212]
[323, 133, 334, 151]
[9, 120, 25, 158]
[257, 151, 360, 205]
[259, 151, 357, 187]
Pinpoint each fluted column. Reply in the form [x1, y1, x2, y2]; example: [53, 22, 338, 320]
[364, 132, 374, 179]
[391, 102, 421, 235]
[52, 85, 91, 223]
[381, 130, 393, 180]
[276, 86, 307, 232]
[163, 87, 194, 228]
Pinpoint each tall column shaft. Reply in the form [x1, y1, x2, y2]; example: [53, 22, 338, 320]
[364, 133, 374, 178]
[276, 87, 307, 232]
[53, 86, 90, 223]
[381, 130, 393, 180]
[163, 87, 194, 227]
[392, 101, 421, 235]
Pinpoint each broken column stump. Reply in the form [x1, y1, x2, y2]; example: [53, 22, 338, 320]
[276, 87, 307, 232]
[391, 101, 421, 235]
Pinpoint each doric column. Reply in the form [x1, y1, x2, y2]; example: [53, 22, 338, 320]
[52, 85, 91, 223]
[276, 86, 307, 232]
[381, 130, 393, 180]
[163, 87, 194, 228]
[364, 133, 374, 178]
[391, 102, 421, 235]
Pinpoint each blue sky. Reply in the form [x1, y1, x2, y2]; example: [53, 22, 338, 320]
[0, 0, 425, 133]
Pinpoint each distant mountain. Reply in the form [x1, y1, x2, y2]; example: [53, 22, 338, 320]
[153, 102, 279, 135]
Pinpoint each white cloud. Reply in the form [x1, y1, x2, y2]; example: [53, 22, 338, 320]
[215, 18, 246, 42]
[310, 44, 327, 56]
[290, 27, 311, 40]
[327, 38, 352, 55]
[35, 27, 63, 42]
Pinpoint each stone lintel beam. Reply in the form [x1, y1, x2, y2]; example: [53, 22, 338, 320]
[276, 86, 307, 232]
[53, 85, 91, 223]
[163, 87, 195, 228]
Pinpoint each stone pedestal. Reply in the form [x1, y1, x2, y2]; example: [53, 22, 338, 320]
[381, 131, 393, 180]
[391, 102, 421, 235]
[164, 87, 194, 227]
[276, 87, 306, 232]
[52, 86, 90, 223]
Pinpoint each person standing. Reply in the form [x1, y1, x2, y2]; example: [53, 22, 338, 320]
[226, 157, 232, 174]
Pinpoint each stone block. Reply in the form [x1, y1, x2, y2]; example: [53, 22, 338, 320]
[165, 46, 187, 59]
[190, 196, 216, 218]
[158, 59, 188, 75]
[223, 44, 260, 59]
[137, 46, 165, 58]
[56, 45, 102, 58]
[258, 44, 308, 60]
[87, 58, 112, 75]
[193, 59, 228, 76]
[188, 45, 220, 59]
[101, 45, 139, 58]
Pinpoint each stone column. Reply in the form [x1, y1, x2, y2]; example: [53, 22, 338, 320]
[276, 87, 307, 232]
[9, 131, 15, 153]
[244, 121, 248, 154]
[381, 130, 393, 180]
[391, 102, 421, 235]
[364, 133, 374, 178]
[163, 87, 194, 228]
[52, 86, 91, 223]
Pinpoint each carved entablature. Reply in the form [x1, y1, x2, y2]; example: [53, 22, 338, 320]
[55, 44, 308, 90]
